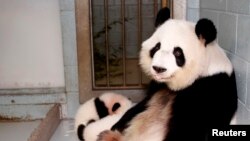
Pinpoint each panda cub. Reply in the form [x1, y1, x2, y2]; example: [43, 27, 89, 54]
[74, 92, 132, 141]
[97, 7, 238, 141]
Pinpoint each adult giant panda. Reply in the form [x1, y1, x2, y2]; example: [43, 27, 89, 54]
[75, 92, 132, 141]
[97, 7, 238, 141]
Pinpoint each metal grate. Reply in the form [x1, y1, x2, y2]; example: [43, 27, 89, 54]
[91, 0, 171, 90]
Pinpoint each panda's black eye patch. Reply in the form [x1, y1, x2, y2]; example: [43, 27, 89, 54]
[112, 103, 121, 112]
[173, 47, 185, 67]
[150, 42, 161, 58]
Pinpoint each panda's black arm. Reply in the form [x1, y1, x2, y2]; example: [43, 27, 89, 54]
[111, 97, 148, 133]
[111, 81, 167, 133]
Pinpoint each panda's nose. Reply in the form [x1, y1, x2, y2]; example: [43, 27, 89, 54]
[152, 66, 167, 73]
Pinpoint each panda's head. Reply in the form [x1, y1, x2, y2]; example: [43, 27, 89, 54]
[99, 92, 132, 115]
[140, 8, 220, 91]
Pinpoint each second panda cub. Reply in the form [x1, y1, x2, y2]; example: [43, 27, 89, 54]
[97, 7, 237, 141]
[75, 92, 132, 141]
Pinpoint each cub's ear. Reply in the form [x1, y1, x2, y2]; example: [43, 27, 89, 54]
[155, 7, 170, 27]
[195, 18, 217, 46]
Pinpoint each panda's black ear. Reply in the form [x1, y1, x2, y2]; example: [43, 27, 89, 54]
[155, 7, 170, 27]
[195, 18, 217, 46]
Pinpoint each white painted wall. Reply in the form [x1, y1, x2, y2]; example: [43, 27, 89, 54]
[0, 0, 65, 89]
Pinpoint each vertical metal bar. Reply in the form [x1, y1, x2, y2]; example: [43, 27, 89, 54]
[154, 0, 158, 17]
[171, 0, 174, 18]
[90, 0, 96, 88]
[137, 0, 142, 86]
[121, 0, 126, 86]
[104, 0, 110, 87]
[162, 0, 168, 7]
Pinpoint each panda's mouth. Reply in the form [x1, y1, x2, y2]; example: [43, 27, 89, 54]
[153, 74, 174, 82]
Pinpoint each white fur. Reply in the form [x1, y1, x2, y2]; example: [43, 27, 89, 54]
[74, 92, 133, 140]
[74, 97, 99, 132]
[84, 114, 124, 141]
[99, 92, 133, 115]
[140, 19, 232, 91]
[201, 42, 233, 77]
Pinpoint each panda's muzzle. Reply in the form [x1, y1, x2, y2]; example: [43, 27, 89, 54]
[152, 66, 167, 73]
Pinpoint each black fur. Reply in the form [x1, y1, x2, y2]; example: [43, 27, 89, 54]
[112, 103, 121, 112]
[153, 66, 167, 73]
[173, 47, 185, 67]
[150, 42, 161, 58]
[77, 124, 85, 141]
[195, 18, 217, 46]
[165, 72, 237, 140]
[94, 97, 109, 118]
[87, 119, 96, 125]
[155, 7, 170, 27]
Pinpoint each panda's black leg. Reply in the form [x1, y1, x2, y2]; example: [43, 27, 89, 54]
[77, 124, 85, 141]
[112, 81, 167, 132]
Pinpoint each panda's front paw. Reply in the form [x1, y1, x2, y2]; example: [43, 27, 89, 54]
[97, 130, 121, 141]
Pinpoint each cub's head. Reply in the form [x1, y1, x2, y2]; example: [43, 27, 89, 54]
[140, 8, 218, 91]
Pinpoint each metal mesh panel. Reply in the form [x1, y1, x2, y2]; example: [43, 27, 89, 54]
[91, 0, 171, 89]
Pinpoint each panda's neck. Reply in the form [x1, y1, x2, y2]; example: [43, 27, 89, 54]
[202, 42, 233, 77]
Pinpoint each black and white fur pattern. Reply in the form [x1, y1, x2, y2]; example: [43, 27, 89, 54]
[97, 8, 238, 141]
[74, 92, 132, 141]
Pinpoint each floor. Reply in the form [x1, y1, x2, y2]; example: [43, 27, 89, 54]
[0, 120, 41, 141]
[50, 120, 78, 141]
[0, 120, 78, 141]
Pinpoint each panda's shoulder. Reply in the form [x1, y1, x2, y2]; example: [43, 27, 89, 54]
[198, 72, 235, 88]
[170, 72, 237, 115]
[181, 72, 236, 96]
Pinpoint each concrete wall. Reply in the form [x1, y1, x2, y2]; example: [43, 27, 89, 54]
[0, 0, 78, 120]
[174, 0, 187, 19]
[59, 0, 79, 119]
[187, 0, 200, 22]
[0, 0, 65, 89]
